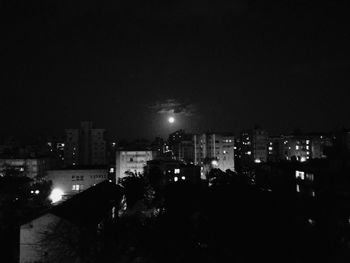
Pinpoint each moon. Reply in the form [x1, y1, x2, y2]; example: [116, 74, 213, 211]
[168, 116, 175, 123]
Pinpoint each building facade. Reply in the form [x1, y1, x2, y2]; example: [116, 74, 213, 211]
[193, 133, 235, 172]
[167, 130, 194, 163]
[46, 168, 108, 199]
[267, 134, 332, 162]
[115, 150, 155, 182]
[0, 158, 50, 179]
[145, 159, 201, 184]
[64, 122, 107, 167]
[239, 128, 268, 165]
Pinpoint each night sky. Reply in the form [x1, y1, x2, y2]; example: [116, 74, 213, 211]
[1, 0, 349, 140]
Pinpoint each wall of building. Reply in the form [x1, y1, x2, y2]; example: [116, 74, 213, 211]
[64, 122, 107, 167]
[91, 129, 106, 165]
[0, 158, 49, 179]
[146, 159, 201, 184]
[194, 133, 235, 172]
[252, 129, 268, 163]
[46, 169, 108, 198]
[115, 151, 154, 182]
[64, 129, 79, 166]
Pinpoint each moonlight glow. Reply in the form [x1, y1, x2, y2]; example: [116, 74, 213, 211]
[168, 116, 175, 123]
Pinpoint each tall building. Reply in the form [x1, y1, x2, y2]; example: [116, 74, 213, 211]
[168, 130, 194, 163]
[239, 128, 268, 164]
[64, 121, 107, 167]
[193, 133, 235, 172]
[252, 129, 269, 163]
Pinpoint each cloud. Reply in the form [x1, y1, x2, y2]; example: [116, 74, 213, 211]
[150, 99, 197, 116]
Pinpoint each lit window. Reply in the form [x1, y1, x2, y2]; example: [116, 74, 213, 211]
[300, 157, 307, 162]
[296, 146, 299, 150]
[254, 159, 261, 163]
[268, 147, 273, 151]
[72, 184, 82, 191]
[306, 140, 310, 144]
[181, 176, 185, 180]
[247, 151, 251, 155]
[174, 177, 178, 182]
[306, 145, 310, 150]
[296, 184, 300, 192]
[174, 169, 180, 174]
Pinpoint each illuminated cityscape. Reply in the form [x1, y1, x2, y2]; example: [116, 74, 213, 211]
[1, 1, 350, 263]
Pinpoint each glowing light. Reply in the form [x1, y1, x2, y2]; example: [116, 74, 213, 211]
[49, 188, 64, 203]
[174, 177, 178, 182]
[300, 157, 307, 162]
[254, 159, 261, 163]
[181, 176, 185, 180]
[35, 190, 40, 195]
[211, 160, 218, 166]
[168, 116, 175, 123]
[296, 171, 305, 180]
[174, 169, 180, 174]
[308, 218, 315, 225]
